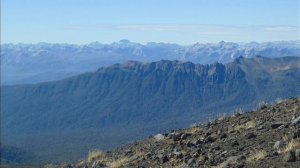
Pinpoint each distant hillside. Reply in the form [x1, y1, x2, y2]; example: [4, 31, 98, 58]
[1, 56, 300, 163]
[1, 40, 300, 84]
[50, 98, 300, 168]
[0, 145, 36, 164]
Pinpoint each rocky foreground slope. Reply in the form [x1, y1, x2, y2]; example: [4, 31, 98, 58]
[46, 98, 300, 168]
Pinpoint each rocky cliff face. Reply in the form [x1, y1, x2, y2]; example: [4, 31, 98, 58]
[52, 98, 300, 168]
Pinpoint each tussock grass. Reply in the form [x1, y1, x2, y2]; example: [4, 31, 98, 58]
[185, 126, 202, 134]
[87, 150, 106, 162]
[109, 157, 131, 168]
[246, 150, 267, 162]
[44, 164, 57, 168]
[234, 120, 256, 132]
[283, 139, 300, 153]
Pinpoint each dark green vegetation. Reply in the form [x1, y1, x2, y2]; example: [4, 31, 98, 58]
[1, 56, 300, 163]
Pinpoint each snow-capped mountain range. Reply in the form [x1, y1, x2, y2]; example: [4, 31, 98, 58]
[1, 40, 300, 85]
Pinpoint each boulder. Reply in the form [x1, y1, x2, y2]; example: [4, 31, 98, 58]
[295, 149, 300, 161]
[154, 134, 165, 141]
[283, 152, 296, 162]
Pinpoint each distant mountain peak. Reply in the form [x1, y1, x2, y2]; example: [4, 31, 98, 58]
[2, 40, 300, 85]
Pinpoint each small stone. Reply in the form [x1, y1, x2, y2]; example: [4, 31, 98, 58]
[217, 129, 223, 135]
[271, 151, 279, 156]
[220, 133, 227, 139]
[125, 149, 132, 155]
[187, 158, 195, 165]
[181, 133, 191, 140]
[283, 151, 296, 162]
[273, 141, 282, 150]
[172, 133, 182, 141]
[212, 146, 221, 150]
[220, 150, 228, 156]
[246, 132, 256, 139]
[63, 164, 73, 168]
[198, 155, 208, 163]
[257, 125, 264, 130]
[291, 116, 300, 127]
[191, 139, 203, 146]
[231, 140, 239, 146]
[205, 131, 212, 137]
[260, 105, 268, 110]
[159, 155, 169, 163]
[173, 149, 183, 159]
[293, 129, 300, 139]
[220, 155, 245, 167]
[204, 136, 215, 143]
[271, 122, 285, 129]
[295, 149, 300, 161]
[146, 152, 152, 158]
[92, 161, 106, 168]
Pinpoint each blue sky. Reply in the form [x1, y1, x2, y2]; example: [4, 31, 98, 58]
[1, 0, 299, 44]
